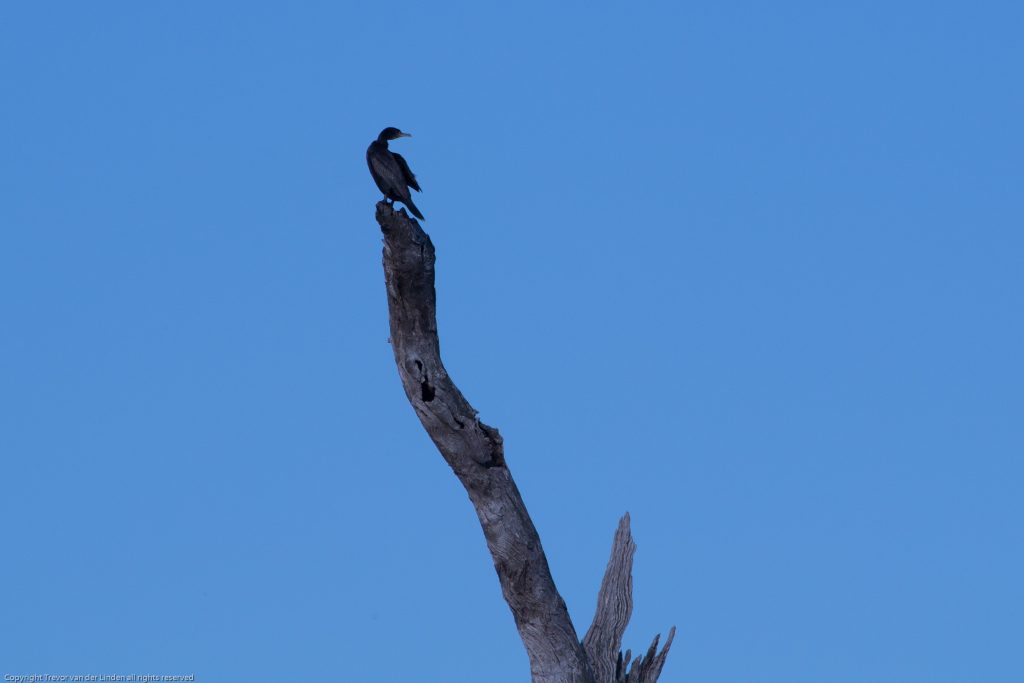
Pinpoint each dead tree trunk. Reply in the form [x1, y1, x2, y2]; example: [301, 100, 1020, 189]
[377, 202, 675, 682]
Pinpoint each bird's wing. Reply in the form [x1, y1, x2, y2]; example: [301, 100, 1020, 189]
[392, 152, 421, 192]
[368, 153, 406, 196]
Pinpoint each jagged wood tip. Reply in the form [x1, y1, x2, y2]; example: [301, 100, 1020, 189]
[584, 513, 675, 683]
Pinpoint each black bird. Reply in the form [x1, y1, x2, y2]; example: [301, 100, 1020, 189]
[367, 127, 424, 220]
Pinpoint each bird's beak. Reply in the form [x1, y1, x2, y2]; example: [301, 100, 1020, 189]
[398, 131, 412, 137]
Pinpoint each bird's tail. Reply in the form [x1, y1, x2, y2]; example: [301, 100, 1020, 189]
[404, 197, 425, 221]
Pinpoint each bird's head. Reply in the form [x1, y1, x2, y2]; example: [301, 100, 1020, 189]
[378, 127, 412, 142]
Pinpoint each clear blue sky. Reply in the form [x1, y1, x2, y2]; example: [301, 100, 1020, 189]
[2, 2, 1021, 681]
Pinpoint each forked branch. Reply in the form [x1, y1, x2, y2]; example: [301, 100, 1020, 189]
[376, 202, 673, 682]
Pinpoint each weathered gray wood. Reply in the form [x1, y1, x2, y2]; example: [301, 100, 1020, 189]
[378, 202, 593, 682]
[583, 514, 636, 681]
[623, 629, 676, 683]
[583, 514, 676, 683]
[376, 202, 674, 682]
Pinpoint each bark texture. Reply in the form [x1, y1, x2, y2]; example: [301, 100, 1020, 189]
[377, 202, 673, 682]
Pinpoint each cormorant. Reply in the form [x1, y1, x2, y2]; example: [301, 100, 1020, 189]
[367, 127, 424, 220]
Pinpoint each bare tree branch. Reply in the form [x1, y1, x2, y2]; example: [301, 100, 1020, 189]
[583, 513, 636, 681]
[378, 202, 592, 682]
[583, 514, 676, 683]
[376, 202, 674, 682]
[621, 628, 676, 683]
